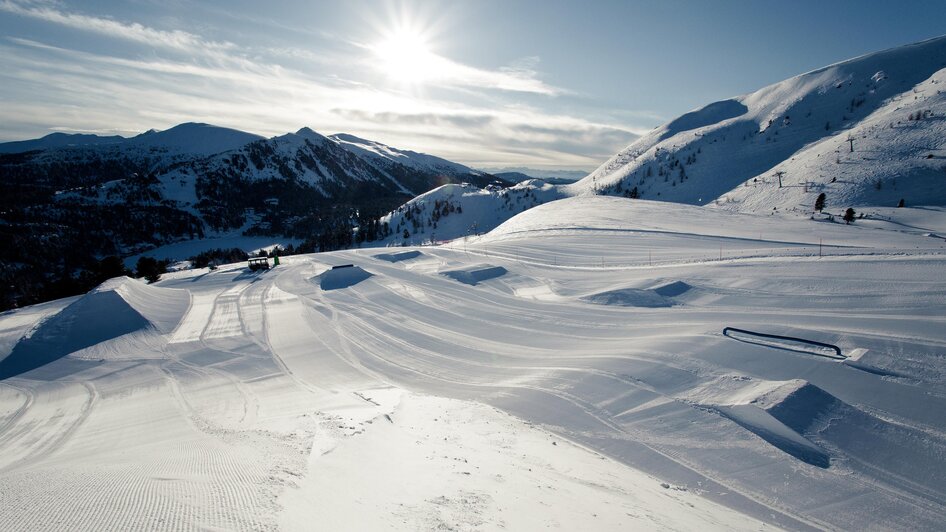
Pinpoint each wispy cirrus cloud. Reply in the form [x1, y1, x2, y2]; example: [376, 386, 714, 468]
[0, 0, 642, 169]
[0, 0, 235, 53]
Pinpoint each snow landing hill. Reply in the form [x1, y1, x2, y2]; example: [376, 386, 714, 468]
[377, 35, 946, 246]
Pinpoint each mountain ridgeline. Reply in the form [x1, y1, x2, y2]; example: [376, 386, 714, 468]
[0, 123, 504, 309]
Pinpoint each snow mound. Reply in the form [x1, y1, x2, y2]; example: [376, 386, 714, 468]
[688, 378, 834, 467]
[755, 380, 841, 435]
[584, 281, 691, 308]
[312, 266, 373, 290]
[440, 265, 508, 286]
[0, 277, 188, 378]
[583, 288, 674, 308]
[652, 281, 692, 297]
[373, 250, 423, 263]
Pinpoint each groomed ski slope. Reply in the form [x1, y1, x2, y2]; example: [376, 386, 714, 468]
[1, 196, 946, 530]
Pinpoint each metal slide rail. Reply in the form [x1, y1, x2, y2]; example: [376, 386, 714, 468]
[723, 326, 844, 359]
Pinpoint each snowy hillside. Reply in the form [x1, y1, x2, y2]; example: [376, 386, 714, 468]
[329, 133, 485, 180]
[366, 36, 946, 252]
[2, 195, 945, 529]
[373, 181, 563, 246]
[573, 35, 946, 214]
[157, 127, 416, 200]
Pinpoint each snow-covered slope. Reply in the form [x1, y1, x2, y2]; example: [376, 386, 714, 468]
[366, 36, 946, 251]
[2, 194, 944, 529]
[573, 35, 946, 214]
[329, 133, 483, 179]
[374, 181, 564, 246]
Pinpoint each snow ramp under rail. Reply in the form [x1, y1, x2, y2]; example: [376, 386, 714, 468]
[723, 327, 844, 359]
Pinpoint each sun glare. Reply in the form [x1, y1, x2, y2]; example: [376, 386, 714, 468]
[373, 29, 441, 84]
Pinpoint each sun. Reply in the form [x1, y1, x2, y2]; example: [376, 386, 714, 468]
[372, 29, 441, 84]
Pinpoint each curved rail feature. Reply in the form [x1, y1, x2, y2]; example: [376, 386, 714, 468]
[723, 327, 844, 360]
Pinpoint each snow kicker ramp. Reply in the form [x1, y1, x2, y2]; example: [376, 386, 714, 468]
[0, 277, 188, 379]
[583, 281, 692, 308]
[373, 250, 423, 263]
[312, 265, 373, 290]
[692, 377, 946, 489]
[440, 265, 507, 286]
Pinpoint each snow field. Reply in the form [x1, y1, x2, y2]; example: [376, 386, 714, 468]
[0, 196, 944, 530]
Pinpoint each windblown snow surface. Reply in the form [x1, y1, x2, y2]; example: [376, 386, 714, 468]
[1, 196, 946, 530]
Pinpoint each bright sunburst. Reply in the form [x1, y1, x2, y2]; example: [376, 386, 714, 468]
[372, 28, 441, 84]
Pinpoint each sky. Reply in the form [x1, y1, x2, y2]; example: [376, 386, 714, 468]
[1, 0, 945, 170]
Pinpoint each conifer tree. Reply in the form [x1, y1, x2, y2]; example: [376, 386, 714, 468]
[843, 207, 856, 224]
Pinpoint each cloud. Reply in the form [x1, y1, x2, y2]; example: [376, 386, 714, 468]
[331, 109, 496, 129]
[0, 0, 235, 53]
[428, 54, 563, 95]
[330, 108, 638, 168]
[363, 38, 563, 96]
[0, 2, 645, 169]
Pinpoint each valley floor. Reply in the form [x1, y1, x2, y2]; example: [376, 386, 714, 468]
[1, 197, 945, 530]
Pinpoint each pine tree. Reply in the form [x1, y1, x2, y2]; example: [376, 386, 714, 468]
[843, 207, 856, 224]
[135, 256, 165, 284]
[815, 193, 826, 212]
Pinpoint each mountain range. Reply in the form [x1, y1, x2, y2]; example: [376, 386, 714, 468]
[3, 35, 946, 306]
[0, 123, 504, 308]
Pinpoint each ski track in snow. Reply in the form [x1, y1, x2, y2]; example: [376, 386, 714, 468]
[1, 197, 946, 530]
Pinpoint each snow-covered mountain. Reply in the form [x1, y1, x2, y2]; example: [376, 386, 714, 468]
[480, 167, 588, 184]
[0, 123, 498, 308]
[571, 35, 946, 214]
[369, 36, 946, 248]
[0, 123, 485, 192]
[0, 122, 264, 157]
[124, 122, 265, 156]
[0, 132, 126, 153]
[329, 133, 484, 180]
